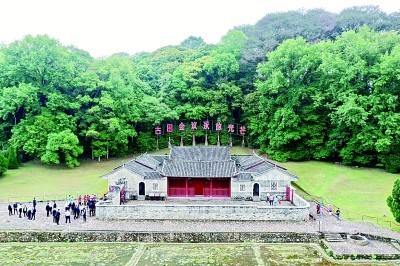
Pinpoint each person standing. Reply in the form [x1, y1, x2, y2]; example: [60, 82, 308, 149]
[27, 208, 32, 220]
[55, 209, 61, 225]
[23, 205, 27, 217]
[327, 204, 333, 215]
[33, 198, 37, 209]
[52, 208, 57, 223]
[316, 203, 321, 215]
[8, 204, 12, 215]
[78, 195, 82, 205]
[335, 208, 341, 221]
[13, 202, 17, 215]
[53, 201, 57, 210]
[46, 202, 51, 217]
[65, 208, 71, 223]
[32, 208, 36, 220]
[18, 203, 22, 218]
[269, 195, 274, 206]
[82, 207, 87, 223]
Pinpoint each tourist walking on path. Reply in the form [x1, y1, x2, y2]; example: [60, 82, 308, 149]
[335, 208, 341, 221]
[8, 204, 12, 215]
[327, 204, 333, 215]
[316, 203, 321, 215]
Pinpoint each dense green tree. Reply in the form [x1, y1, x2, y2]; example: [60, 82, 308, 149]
[387, 179, 400, 223]
[41, 130, 83, 167]
[7, 145, 18, 169]
[180, 36, 206, 49]
[0, 152, 8, 175]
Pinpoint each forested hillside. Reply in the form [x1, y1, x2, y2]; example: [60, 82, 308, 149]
[0, 6, 399, 172]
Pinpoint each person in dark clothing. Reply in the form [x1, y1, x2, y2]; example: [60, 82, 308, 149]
[27, 209, 32, 220]
[23, 205, 27, 217]
[8, 204, 12, 215]
[55, 209, 61, 225]
[18, 204, 22, 218]
[82, 207, 87, 223]
[33, 198, 37, 209]
[32, 208, 36, 220]
[52, 208, 57, 223]
[13, 203, 17, 214]
[45, 202, 51, 217]
[53, 201, 57, 210]
[74, 205, 79, 219]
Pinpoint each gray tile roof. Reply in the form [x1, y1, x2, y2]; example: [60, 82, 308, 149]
[170, 146, 231, 161]
[144, 172, 163, 179]
[124, 160, 154, 175]
[102, 146, 297, 181]
[162, 160, 236, 178]
[135, 154, 161, 170]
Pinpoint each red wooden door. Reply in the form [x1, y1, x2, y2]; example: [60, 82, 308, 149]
[188, 179, 207, 196]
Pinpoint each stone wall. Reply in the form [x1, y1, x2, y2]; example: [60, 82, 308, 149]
[0, 231, 319, 243]
[96, 201, 310, 221]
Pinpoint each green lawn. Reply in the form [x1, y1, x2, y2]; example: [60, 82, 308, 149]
[0, 157, 131, 202]
[280, 161, 400, 226]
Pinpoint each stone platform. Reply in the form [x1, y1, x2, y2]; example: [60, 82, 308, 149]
[96, 194, 310, 221]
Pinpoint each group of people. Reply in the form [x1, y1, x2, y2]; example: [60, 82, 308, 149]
[7, 194, 99, 225]
[265, 193, 281, 206]
[7, 198, 37, 220]
[316, 202, 341, 220]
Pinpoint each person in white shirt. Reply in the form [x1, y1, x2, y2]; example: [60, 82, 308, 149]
[65, 209, 71, 223]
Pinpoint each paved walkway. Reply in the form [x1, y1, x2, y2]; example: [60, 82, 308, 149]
[2, 200, 400, 257]
[1, 201, 398, 239]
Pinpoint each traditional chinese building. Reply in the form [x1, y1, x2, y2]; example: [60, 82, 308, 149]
[102, 146, 299, 202]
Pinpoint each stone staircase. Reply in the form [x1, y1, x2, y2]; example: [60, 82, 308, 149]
[138, 195, 146, 201]
[324, 233, 345, 242]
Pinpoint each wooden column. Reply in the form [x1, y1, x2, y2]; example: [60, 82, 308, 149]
[210, 178, 213, 197]
[185, 178, 188, 197]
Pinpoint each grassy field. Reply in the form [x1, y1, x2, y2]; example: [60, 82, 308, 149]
[0, 157, 131, 202]
[281, 161, 400, 226]
[0, 243, 336, 265]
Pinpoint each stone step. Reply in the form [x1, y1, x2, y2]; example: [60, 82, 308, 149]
[324, 234, 345, 242]
[137, 195, 146, 201]
[391, 241, 400, 251]
[252, 196, 260, 202]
